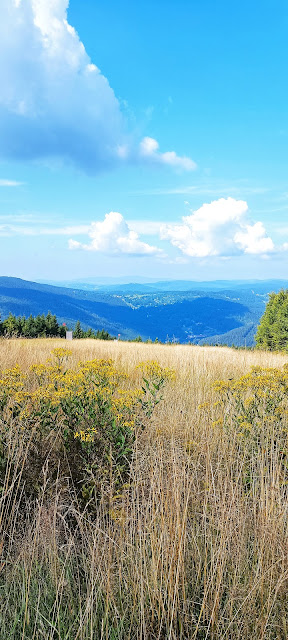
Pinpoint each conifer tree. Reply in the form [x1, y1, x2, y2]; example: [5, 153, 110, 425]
[24, 315, 37, 338]
[96, 329, 112, 340]
[45, 311, 59, 337]
[34, 314, 46, 337]
[0, 311, 114, 341]
[255, 289, 288, 350]
[3, 313, 19, 337]
[73, 320, 83, 338]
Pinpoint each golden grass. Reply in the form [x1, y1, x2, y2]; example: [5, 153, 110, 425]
[0, 339, 288, 639]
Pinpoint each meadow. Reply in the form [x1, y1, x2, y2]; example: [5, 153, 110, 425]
[0, 338, 287, 639]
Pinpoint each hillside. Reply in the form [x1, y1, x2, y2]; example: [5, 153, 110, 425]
[0, 276, 287, 345]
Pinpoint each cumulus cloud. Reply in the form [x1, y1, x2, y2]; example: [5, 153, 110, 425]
[0, 0, 196, 173]
[139, 137, 196, 171]
[234, 222, 274, 254]
[69, 212, 163, 256]
[0, 0, 124, 171]
[161, 197, 274, 257]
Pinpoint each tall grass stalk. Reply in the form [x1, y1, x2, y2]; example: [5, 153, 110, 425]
[0, 339, 287, 639]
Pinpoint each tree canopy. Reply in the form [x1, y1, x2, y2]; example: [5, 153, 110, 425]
[255, 289, 288, 350]
[0, 313, 114, 340]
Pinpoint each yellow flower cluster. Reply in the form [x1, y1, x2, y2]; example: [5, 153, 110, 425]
[212, 364, 288, 445]
[51, 347, 73, 360]
[0, 353, 162, 443]
[112, 389, 143, 430]
[214, 365, 288, 396]
[74, 427, 98, 443]
[0, 364, 26, 392]
[0, 352, 172, 504]
[137, 360, 175, 382]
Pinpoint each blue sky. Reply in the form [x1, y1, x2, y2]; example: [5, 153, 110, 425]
[0, 0, 288, 281]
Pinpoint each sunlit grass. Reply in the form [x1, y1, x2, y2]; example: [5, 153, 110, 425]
[0, 339, 287, 639]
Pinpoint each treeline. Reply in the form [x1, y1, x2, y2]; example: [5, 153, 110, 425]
[0, 313, 114, 340]
[129, 335, 180, 344]
[73, 321, 113, 341]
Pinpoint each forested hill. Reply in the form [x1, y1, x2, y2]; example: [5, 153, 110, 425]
[0, 276, 287, 345]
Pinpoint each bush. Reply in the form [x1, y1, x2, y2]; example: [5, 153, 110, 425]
[212, 365, 288, 490]
[0, 349, 174, 508]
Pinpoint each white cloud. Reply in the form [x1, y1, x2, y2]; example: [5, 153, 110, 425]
[139, 137, 196, 171]
[0, 179, 23, 186]
[0, 1, 196, 173]
[234, 222, 274, 254]
[127, 219, 163, 236]
[69, 212, 163, 256]
[161, 197, 274, 257]
[0, 0, 123, 171]
[135, 184, 270, 197]
[0, 223, 90, 236]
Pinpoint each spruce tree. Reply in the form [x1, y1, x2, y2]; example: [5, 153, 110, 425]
[34, 314, 46, 337]
[45, 311, 59, 337]
[73, 320, 83, 338]
[85, 327, 94, 338]
[255, 289, 288, 350]
[3, 313, 19, 337]
[23, 315, 37, 338]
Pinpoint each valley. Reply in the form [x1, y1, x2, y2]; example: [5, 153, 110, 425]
[0, 276, 286, 345]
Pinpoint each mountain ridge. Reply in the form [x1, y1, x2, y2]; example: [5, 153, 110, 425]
[0, 276, 286, 345]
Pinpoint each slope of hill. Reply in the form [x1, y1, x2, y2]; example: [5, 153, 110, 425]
[0, 276, 285, 345]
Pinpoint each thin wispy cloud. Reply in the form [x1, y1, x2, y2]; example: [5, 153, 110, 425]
[0, 179, 23, 187]
[132, 184, 270, 197]
[0, 223, 90, 237]
[0, 213, 60, 224]
[0, 218, 163, 244]
[127, 220, 163, 236]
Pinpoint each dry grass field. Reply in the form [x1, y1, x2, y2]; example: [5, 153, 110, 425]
[0, 339, 288, 639]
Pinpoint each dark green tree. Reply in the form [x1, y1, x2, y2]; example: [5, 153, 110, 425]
[34, 314, 47, 337]
[3, 313, 19, 337]
[59, 324, 66, 338]
[16, 315, 26, 335]
[96, 329, 113, 340]
[73, 320, 83, 339]
[0, 311, 114, 341]
[23, 315, 37, 338]
[255, 289, 288, 350]
[84, 327, 95, 338]
[45, 311, 59, 337]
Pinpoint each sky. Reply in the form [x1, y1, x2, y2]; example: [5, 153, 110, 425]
[0, 0, 288, 282]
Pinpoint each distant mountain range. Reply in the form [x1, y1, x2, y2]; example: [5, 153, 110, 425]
[1, 276, 287, 345]
[37, 277, 288, 293]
